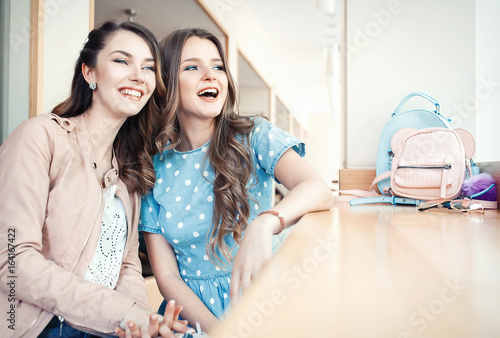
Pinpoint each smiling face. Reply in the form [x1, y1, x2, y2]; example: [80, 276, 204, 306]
[83, 30, 156, 121]
[177, 36, 228, 125]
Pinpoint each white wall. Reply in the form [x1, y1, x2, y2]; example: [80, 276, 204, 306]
[0, 0, 30, 142]
[475, 0, 500, 162]
[307, 113, 338, 185]
[43, 0, 90, 114]
[346, 0, 476, 167]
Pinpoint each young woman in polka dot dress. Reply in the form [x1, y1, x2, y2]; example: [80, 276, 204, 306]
[139, 28, 333, 332]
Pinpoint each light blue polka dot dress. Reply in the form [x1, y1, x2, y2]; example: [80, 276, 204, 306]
[139, 117, 304, 318]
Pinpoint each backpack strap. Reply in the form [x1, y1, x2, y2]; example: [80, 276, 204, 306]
[332, 171, 391, 204]
[392, 92, 441, 117]
[331, 188, 380, 204]
[369, 171, 391, 194]
[350, 196, 425, 206]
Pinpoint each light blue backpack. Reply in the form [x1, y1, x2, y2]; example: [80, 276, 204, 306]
[376, 92, 453, 195]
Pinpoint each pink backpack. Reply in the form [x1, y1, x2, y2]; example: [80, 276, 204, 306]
[336, 127, 491, 206]
[385, 127, 473, 200]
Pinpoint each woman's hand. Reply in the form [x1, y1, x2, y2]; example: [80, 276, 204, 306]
[229, 214, 278, 305]
[114, 300, 189, 337]
[159, 300, 189, 337]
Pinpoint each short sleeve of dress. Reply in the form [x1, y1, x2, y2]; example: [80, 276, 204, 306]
[251, 116, 305, 183]
[139, 189, 161, 234]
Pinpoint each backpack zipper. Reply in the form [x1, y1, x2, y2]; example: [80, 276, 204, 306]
[398, 164, 451, 170]
[397, 163, 451, 198]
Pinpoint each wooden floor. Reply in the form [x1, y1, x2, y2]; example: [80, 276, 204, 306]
[209, 205, 500, 338]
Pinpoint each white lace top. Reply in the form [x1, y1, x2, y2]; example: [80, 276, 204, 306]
[83, 184, 127, 289]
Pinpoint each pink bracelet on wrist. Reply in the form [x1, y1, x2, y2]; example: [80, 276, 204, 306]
[258, 210, 285, 235]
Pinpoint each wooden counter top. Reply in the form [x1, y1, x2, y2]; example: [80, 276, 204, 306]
[210, 205, 500, 338]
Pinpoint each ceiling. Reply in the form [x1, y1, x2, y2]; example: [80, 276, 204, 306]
[94, 0, 340, 125]
[95, 0, 222, 40]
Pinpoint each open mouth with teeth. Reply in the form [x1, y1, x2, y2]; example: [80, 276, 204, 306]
[120, 89, 143, 99]
[197, 88, 219, 99]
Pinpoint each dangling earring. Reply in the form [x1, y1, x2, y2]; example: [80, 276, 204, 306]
[89, 82, 97, 90]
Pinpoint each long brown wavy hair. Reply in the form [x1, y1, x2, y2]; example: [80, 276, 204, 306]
[157, 28, 256, 266]
[51, 21, 166, 194]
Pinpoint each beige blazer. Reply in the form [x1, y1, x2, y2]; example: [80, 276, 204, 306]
[0, 114, 150, 337]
